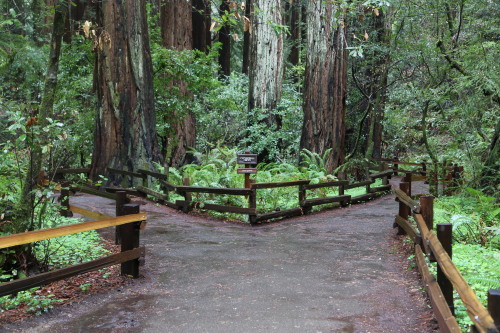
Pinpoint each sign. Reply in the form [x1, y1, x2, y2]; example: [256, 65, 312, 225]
[237, 168, 258, 174]
[237, 154, 258, 165]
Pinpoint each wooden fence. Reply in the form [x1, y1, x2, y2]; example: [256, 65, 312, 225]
[0, 191, 147, 298]
[375, 158, 464, 196]
[97, 167, 394, 225]
[393, 181, 499, 333]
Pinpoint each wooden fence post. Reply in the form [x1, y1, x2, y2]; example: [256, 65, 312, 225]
[395, 182, 410, 235]
[404, 172, 412, 197]
[249, 181, 257, 225]
[437, 223, 454, 315]
[181, 177, 192, 213]
[298, 184, 310, 215]
[120, 204, 141, 278]
[115, 191, 127, 245]
[338, 182, 348, 207]
[421, 160, 427, 176]
[489, 289, 500, 330]
[60, 188, 73, 217]
[420, 195, 434, 232]
[393, 157, 399, 176]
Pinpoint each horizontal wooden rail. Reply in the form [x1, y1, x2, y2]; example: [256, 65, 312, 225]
[105, 187, 142, 197]
[69, 205, 113, 220]
[256, 207, 304, 222]
[70, 186, 124, 201]
[0, 213, 146, 249]
[394, 188, 421, 213]
[344, 180, 374, 190]
[351, 193, 378, 203]
[137, 185, 168, 201]
[0, 247, 145, 298]
[302, 195, 351, 207]
[415, 245, 461, 333]
[369, 170, 394, 179]
[303, 180, 349, 190]
[107, 167, 146, 179]
[394, 215, 421, 245]
[203, 203, 256, 215]
[370, 185, 392, 193]
[426, 231, 497, 332]
[158, 179, 177, 191]
[176, 186, 252, 196]
[137, 169, 168, 180]
[251, 179, 310, 189]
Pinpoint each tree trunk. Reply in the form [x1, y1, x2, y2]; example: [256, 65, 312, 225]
[192, 0, 211, 53]
[159, 0, 196, 168]
[247, 0, 284, 161]
[218, 0, 231, 77]
[288, 0, 301, 67]
[90, 0, 161, 185]
[242, 0, 251, 74]
[480, 117, 500, 195]
[300, 2, 347, 173]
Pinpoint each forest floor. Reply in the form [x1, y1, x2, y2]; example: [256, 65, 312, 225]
[0, 177, 439, 332]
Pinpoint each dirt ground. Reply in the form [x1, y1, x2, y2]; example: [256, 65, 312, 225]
[1, 177, 439, 332]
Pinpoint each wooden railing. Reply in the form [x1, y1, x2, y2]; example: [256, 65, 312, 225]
[393, 183, 499, 333]
[0, 192, 147, 298]
[104, 167, 393, 225]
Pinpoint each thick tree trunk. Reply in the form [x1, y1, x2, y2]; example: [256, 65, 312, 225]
[300, 2, 347, 173]
[90, 0, 161, 185]
[159, 0, 196, 168]
[218, 0, 231, 77]
[247, 0, 284, 160]
[480, 117, 500, 195]
[192, 0, 211, 53]
[289, 0, 301, 67]
[248, 0, 284, 113]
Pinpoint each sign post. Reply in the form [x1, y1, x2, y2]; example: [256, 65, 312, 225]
[237, 152, 258, 189]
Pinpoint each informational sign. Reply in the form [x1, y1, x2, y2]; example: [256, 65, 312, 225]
[237, 154, 258, 165]
[237, 168, 258, 174]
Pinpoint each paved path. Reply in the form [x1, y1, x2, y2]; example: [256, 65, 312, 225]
[3, 181, 435, 332]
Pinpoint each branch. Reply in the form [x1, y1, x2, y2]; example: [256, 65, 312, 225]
[436, 40, 467, 75]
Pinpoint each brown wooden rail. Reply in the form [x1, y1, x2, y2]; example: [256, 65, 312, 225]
[393, 186, 499, 333]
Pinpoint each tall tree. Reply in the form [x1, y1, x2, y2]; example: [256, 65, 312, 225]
[90, 0, 161, 184]
[247, 0, 285, 160]
[300, 2, 347, 173]
[159, 0, 196, 168]
[218, 0, 231, 76]
[192, 0, 211, 53]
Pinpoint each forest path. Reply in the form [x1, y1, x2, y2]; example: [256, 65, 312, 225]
[3, 178, 437, 332]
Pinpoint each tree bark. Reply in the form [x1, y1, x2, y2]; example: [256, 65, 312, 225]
[159, 0, 196, 168]
[218, 0, 231, 77]
[242, 0, 251, 74]
[300, 2, 347, 173]
[192, 0, 211, 53]
[480, 117, 500, 195]
[90, 0, 161, 185]
[289, 0, 301, 67]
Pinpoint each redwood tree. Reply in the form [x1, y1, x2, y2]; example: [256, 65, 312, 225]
[90, 0, 161, 185]
[159, 0, 196, 168]
[300, 2, 347, 173]
[192, 0, 211, 53]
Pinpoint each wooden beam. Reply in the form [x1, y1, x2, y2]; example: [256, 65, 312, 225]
[70, 186, 121, 201]
[394, 188, 421, 213]
[136, 185, 168, 201]
[0, 247, 145, 298]
[394, 215, 422, 245]
[137, 169, 168, 180]
[55, 168, 90, 175]
[251, 180, 310, 189]
[370, 185, 392, 193]
[69, 205, 113, 220]
[175, 186, 253, 196]
[203, 203, 256, 215]
[107, 168, 146, 179]
[158, 179, 176, 191]
[303, 180, 349, 190]
[415, 245, 462, 333]
[369, 170, 394, 179]
[105, 187, 142, 197]
[426, 232, 498, 333]
[256, 207, 304, 222]
[302, 195, 351, 207]
[0, 213, 147, 249]
[350, 193, 378, 203]
[344, 180, 374, 190]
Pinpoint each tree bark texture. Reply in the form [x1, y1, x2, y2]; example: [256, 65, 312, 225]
[288, 0, 301, 67]
[248, 0, 284, 116]
[192, 0, 211, 53]
[300, 1, 347, 173]
[159, 0, 196, 168]
[218, 0, 231, 77]
[91, 0, 161, 185]
[242, 0, 251, 74]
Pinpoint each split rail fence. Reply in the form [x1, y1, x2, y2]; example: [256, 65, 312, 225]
[393, 180, 499, 333]
[0, 190, 147, 298]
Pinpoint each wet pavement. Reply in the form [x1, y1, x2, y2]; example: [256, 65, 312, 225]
[2, 179, 435, 332]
